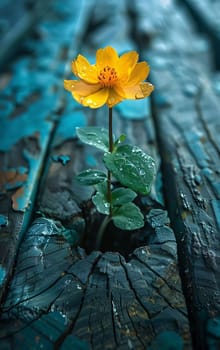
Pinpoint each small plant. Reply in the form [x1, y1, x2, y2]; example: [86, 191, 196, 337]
[64, 46, 156, 248]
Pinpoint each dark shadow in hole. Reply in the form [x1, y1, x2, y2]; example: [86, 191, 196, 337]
[80, 195, 161, 260]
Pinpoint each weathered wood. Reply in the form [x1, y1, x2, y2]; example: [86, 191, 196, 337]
[0, 0, 193, 348]
[133, 0, 220, 348]
[0, 0, 93, 304]
[0, 211, 191, 349]
[0, 0, 53, 68]
[182, 0, 220, 69]
[4, 0, 220, 348]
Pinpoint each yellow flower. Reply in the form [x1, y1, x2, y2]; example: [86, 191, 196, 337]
[64, 46, 154, 109]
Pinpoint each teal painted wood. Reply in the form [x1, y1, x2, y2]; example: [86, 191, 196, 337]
[0, 1, 192, 349]
[182, 0, 220, 70]
[0, 0, 94, 304]
[1, 0, 211, 348]
[0, 0, 53, 68]
[0, 211, 191, 349]
[134, 0, 220, 348]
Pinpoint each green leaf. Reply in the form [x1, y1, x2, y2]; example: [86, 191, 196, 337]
[112, 187, 137, 206]
[94, 180, 108, 193]
[76, 127, 111, 152]
[104, 145, 156, 195]
[92, 180, 110, 214]
[112, 202, 144, 230]
[114, 134, 126, 148]
[76, 169, 107, 185]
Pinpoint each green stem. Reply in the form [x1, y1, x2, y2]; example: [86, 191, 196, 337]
[95, 108, 113, 250]
[107, 170, 112, 216]
[107, 107, 113, 216]
[109, 107, 113, 153]
[95, 215, 111, 250]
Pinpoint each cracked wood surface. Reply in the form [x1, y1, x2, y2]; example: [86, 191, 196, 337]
[135, 0, 220, 349]
[0, 0, 93, 302]
[0, 214, 190, 349]
[0, 0, 220, 349]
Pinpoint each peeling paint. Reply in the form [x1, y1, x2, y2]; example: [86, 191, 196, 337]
[203, 167, 220, 199]
[211, 199, 220, 230]
[54, 107, 86, 147]
[0, 265, 6, 286]
[184, 130, 209, 168]
[0, 215, 8, 227]
[0, 97, 54, 152]
[116, 98, 151, 120]
[51, 154, 71, 166]
[0, 168, 27, 192]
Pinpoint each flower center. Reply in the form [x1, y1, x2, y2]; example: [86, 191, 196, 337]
[98, 66, 118, 87]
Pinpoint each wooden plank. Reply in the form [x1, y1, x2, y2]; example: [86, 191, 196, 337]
[0, 1, 192, 348]
[133, 0, 220, 348]
[182, 0, 220, 69]
[132, 0, 212, 71]
[0, 212, 191, 349]
[152, 65, 220, 349]
[0, 0, 93, 304]
[0, 0, 53, 68]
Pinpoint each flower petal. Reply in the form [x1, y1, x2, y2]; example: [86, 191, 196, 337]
[140, 82, 154, 97]
[64, 80, 77, 92]
[72, 54, 98, 83]
[81, 88, 109, 108]
[96, 46, 119, 71]
[123, 82, 154, 100]
[113, 83, 126, 98]
[107, 88, 124, 108]
[126, 62, 150, 86]
[64, 80, 100, 96]
[64, 47, 154, 109]
[117, 51, 139, 81]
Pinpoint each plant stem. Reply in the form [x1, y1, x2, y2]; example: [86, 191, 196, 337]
[108, 107, 113, 216]
[109, 107, 113, 153]
[96, 108, 113, 249]
[107, 170, 112, 216]
[95, 215, 111, 250]
[96, 108, 113, 250]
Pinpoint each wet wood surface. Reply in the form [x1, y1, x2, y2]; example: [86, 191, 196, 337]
[0, 0, 220, 349]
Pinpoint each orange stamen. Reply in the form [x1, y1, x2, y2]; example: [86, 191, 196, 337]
[98, 66, 118, 87]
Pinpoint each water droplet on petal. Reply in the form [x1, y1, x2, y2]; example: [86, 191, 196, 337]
[86, 98, 93, 105]
[139, 169, 145, 176]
